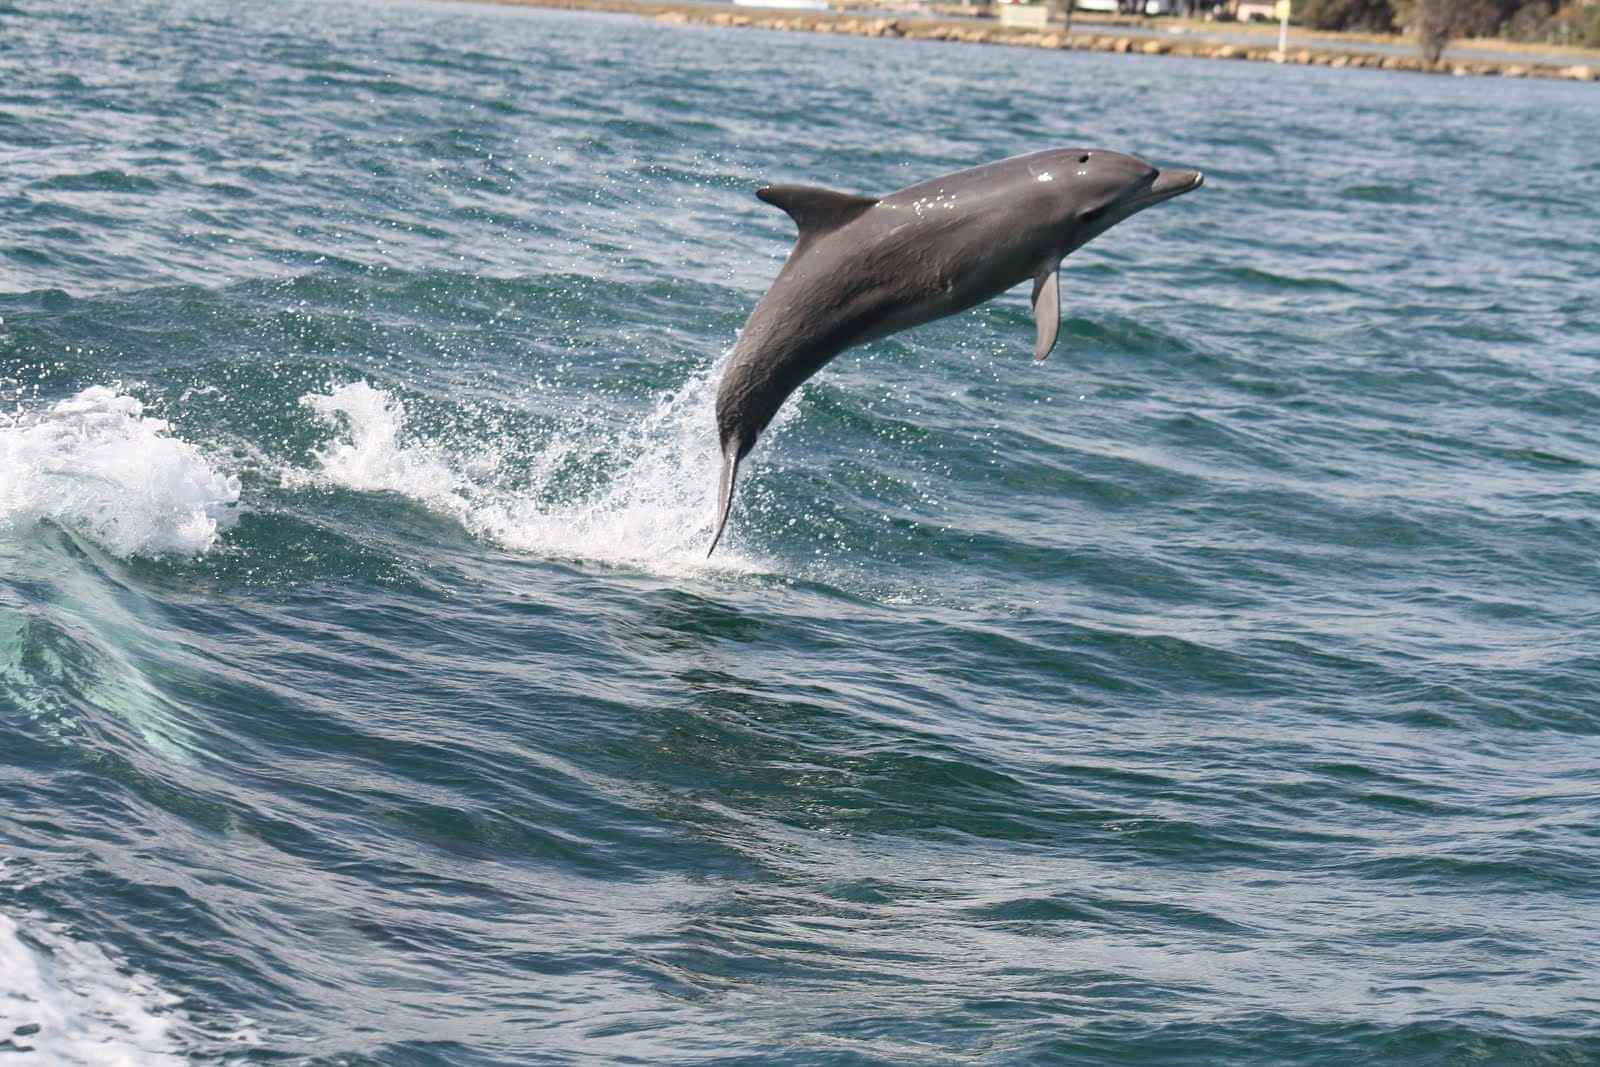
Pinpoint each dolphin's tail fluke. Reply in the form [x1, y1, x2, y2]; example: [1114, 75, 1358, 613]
[706, 444, 743, 558]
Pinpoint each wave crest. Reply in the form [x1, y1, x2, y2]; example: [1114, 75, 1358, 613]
[0, 387, 240, 558]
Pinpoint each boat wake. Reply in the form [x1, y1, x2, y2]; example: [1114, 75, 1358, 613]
[0, 907, 188, 1066]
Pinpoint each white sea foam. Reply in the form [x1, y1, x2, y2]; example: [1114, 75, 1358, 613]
[0, 910, 185, 1066]
[0, 387, 240, 558]
[294, 367, 782, 576]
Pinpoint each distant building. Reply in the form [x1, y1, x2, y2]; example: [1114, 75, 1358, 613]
[1233, 0, 1276, 17]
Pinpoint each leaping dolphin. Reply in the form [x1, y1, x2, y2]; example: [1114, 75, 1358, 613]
[707, 148, 1204, 557]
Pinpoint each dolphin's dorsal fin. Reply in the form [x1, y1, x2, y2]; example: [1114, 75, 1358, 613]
[1031, 261, 1061, 362]
[757, 185, 879, 239]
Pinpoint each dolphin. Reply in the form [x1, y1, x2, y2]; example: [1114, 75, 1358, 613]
[707, 147, 1203, 557]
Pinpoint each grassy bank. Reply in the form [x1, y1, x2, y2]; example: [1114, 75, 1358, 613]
[454, 0, 1599, 80]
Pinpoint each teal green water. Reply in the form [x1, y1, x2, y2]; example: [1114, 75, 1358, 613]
[3, 0, 1600, 1062]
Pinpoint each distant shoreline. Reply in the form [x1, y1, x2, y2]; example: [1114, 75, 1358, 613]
[445, 0, 1598, 81]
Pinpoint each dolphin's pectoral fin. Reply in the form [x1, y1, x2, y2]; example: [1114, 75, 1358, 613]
[1031, 263, 1061, 362]
[706, 445, 744, 559]
[757, 185, 880, 241]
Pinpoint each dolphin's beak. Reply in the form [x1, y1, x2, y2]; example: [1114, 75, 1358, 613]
[1149, 168, 1204, 203]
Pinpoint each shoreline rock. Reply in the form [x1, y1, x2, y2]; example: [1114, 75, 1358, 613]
[471, 0, 1599, 82]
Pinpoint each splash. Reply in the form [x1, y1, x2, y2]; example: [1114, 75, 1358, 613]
[294, 368, 781, 575]
[0, 910, 186, 1066]
[0, 387, 240, 558]
[296, 382, 466, 515]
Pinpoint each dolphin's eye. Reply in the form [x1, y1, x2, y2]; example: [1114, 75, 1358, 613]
[1078, 153, 1090, 163]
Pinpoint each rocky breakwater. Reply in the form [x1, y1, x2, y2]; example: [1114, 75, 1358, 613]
[646, 5, 1598, 81]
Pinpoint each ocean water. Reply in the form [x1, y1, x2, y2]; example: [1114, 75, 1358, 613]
[3, 0, 1599, 1062]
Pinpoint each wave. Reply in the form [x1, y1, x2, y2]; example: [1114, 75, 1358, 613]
[0, 387, 239, 558]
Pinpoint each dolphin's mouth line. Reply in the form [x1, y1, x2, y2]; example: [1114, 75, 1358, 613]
[1122, 169, 1205, 213]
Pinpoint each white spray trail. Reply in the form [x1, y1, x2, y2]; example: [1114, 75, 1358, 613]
[294, 364, 784, 576]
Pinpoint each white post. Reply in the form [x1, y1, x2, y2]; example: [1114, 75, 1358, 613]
[1276, 0, 1290, 57]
